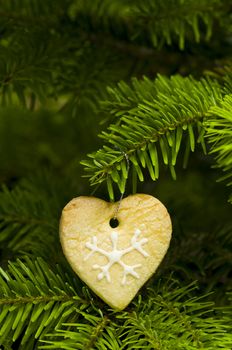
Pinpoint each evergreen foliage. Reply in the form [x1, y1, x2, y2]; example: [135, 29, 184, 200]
[82, 75, 223, 199]
[41, 283, 231, 349]
[206, 95, 232, 202]
[0, 257, 85, 349]
[0, 0, 231, 349]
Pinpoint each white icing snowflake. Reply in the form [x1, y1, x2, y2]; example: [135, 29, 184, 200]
[84, 228, 149, 285]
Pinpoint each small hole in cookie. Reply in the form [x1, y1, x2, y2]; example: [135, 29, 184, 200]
[109, 218, 119, 228]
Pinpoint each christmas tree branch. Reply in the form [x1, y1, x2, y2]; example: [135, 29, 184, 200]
[70, 0, 230, 49]
[82, 75, 222, 200]
[0, 1, 231, 348]
[206, 95, 232, 202]
[0, 170, 77, 260]
[1, 0, 230, 51]
[0, 184, 57, 258]
[1, 258, 230, 349]
[41, 282, 232, 350]
[41, 315, 111, 350]
[0, 1, 230, 110]
[116, 283, 232, 349]
[0, 257, 88, 349]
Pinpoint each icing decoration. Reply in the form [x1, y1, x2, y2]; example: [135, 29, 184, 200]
[84, 228, 149, 285]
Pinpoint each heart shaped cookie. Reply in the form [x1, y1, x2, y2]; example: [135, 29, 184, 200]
[60, 194, 172, 310]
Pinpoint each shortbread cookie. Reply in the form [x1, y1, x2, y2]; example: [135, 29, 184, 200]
[60, 194, 172, 310]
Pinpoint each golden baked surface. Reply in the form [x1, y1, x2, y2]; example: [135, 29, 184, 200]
[60, 194, 172, 310]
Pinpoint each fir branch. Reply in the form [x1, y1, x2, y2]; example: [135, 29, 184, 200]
[204, 225, 232, 291]
[0, 170, 75, 260]
[0, 1, 229, 110]
[83, 316, 110, 349]
[0, 0, 68, 19]
[1, 259, 230, 349]
[206, 95, 232, 203]
[41, 314, 118, 350]
[0, 257, 88, 349]
[130, 0, 228, 49]
[41, 282, 232, 350]
[70, 0, 230, 49]
[0, 29, 130, 114]
[1, 0, 230, 51]
[157, 222, 232, 300]
[0, 184, 56, 258]
[81, 75, 222, 200]
[58, 43, 131, 118]
[0, 1, 231, 348]
[116, 283, 232, 350]
[0, 30, 56, 106]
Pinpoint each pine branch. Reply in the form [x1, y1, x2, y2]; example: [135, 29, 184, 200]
[1, 0, 230, 51]
[161, 223, 232, 301]
[0, 170, 76, 260]
[0, 0, 68, 19]
[41, 315, 116, 350]
[0, 186, 55, 258]
[70, 0, 230, 49]
[0, 1, 229, 110]
[206, 95, 232, 202]
[58, 43, 131, 118]
[1, 259, 230, 349]
[0, 257, 88, 349]
[117, 282, 232, 350]
[41, 282, 232, 350]
[0, 29, 57, 106]
[0, 29, 131, 115]
[81, 75, 222, 200]
[0, 2, 231, 349]
[130, 0, 228, 49]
